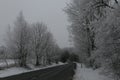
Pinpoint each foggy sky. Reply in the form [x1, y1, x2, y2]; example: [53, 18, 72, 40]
[0, 0, 71, 48]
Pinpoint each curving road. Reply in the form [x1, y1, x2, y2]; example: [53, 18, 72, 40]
[0, 63, 76, 80]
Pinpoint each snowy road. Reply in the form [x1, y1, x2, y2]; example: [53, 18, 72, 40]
[73, 63, 113, 80]
[0, 63, 76, 80]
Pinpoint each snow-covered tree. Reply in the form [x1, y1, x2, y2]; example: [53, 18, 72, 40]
[65, 0, 103, 65]
[65, 0, 116, 66]
[30, 22, 48, 66]
[0, 46, 8, 67]
[30, 22, 59, 66]
[94, 4, 120, 78]
[41, 32, 58, 65]
[7, 12, 31, 67]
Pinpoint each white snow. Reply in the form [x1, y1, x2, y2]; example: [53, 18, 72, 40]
[0, 67, 28, 77]
[0, 60, 15, 68]
[0, 62, 65, 78]
[73, 63, 113, 80]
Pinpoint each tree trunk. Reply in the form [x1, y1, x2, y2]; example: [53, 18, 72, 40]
[35, 55, 40, 66]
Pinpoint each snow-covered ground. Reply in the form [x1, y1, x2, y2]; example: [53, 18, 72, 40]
[0, 67, 28, 77]
[0, 59, 15, 68]
[73, 63, 113, 80]
[0, 62, 65, 78]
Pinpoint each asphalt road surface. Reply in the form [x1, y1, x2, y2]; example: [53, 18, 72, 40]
[0, 63, 76, 80]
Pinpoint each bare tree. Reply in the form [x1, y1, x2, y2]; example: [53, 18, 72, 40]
[94, 5, 120, 79]
[43, 32, 58, 65]
[30, 22, 48, 66]
[30, 22, 59, 66]
[7, 12, 31, 67]
[0, 46, 8, 68]
[65, 0, 115, 66]
[65, 0, 98, 65]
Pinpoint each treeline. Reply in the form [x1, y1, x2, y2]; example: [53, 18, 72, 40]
[60, 48, 79, 63]
[65, 0, 120, 79]
[0, 12, 61, 68]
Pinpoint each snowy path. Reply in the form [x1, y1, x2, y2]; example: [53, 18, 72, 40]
[73, 63, 113, 80]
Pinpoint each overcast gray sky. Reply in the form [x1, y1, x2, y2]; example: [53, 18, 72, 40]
[0, 0, 71, 48]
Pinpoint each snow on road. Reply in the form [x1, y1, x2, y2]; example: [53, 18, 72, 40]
[73, 63, 113, 80]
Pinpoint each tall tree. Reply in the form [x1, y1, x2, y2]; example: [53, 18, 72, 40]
[65, 0, 114, 66]
[30, 22, 48, 66]
[95, 5, 120, 78]
[8, 12, 31, 67]
[65, 0, 98, 65]
[30, 22, 58, 66]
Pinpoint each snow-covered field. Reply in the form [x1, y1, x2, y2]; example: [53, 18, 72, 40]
[0, 62, 65, 78]
[0, 59, 15, 68]
[73, 63, 113, 80]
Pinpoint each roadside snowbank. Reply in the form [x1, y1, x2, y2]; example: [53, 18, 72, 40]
[0, 67, 28, 77]
[73, 63, 113, 80]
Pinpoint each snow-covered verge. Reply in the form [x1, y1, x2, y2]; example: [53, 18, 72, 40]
[0, 62, 65, 78]
[0, 59, 15, 68]
[0, 67, 28, 77]
[73, 63, 114, 80]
